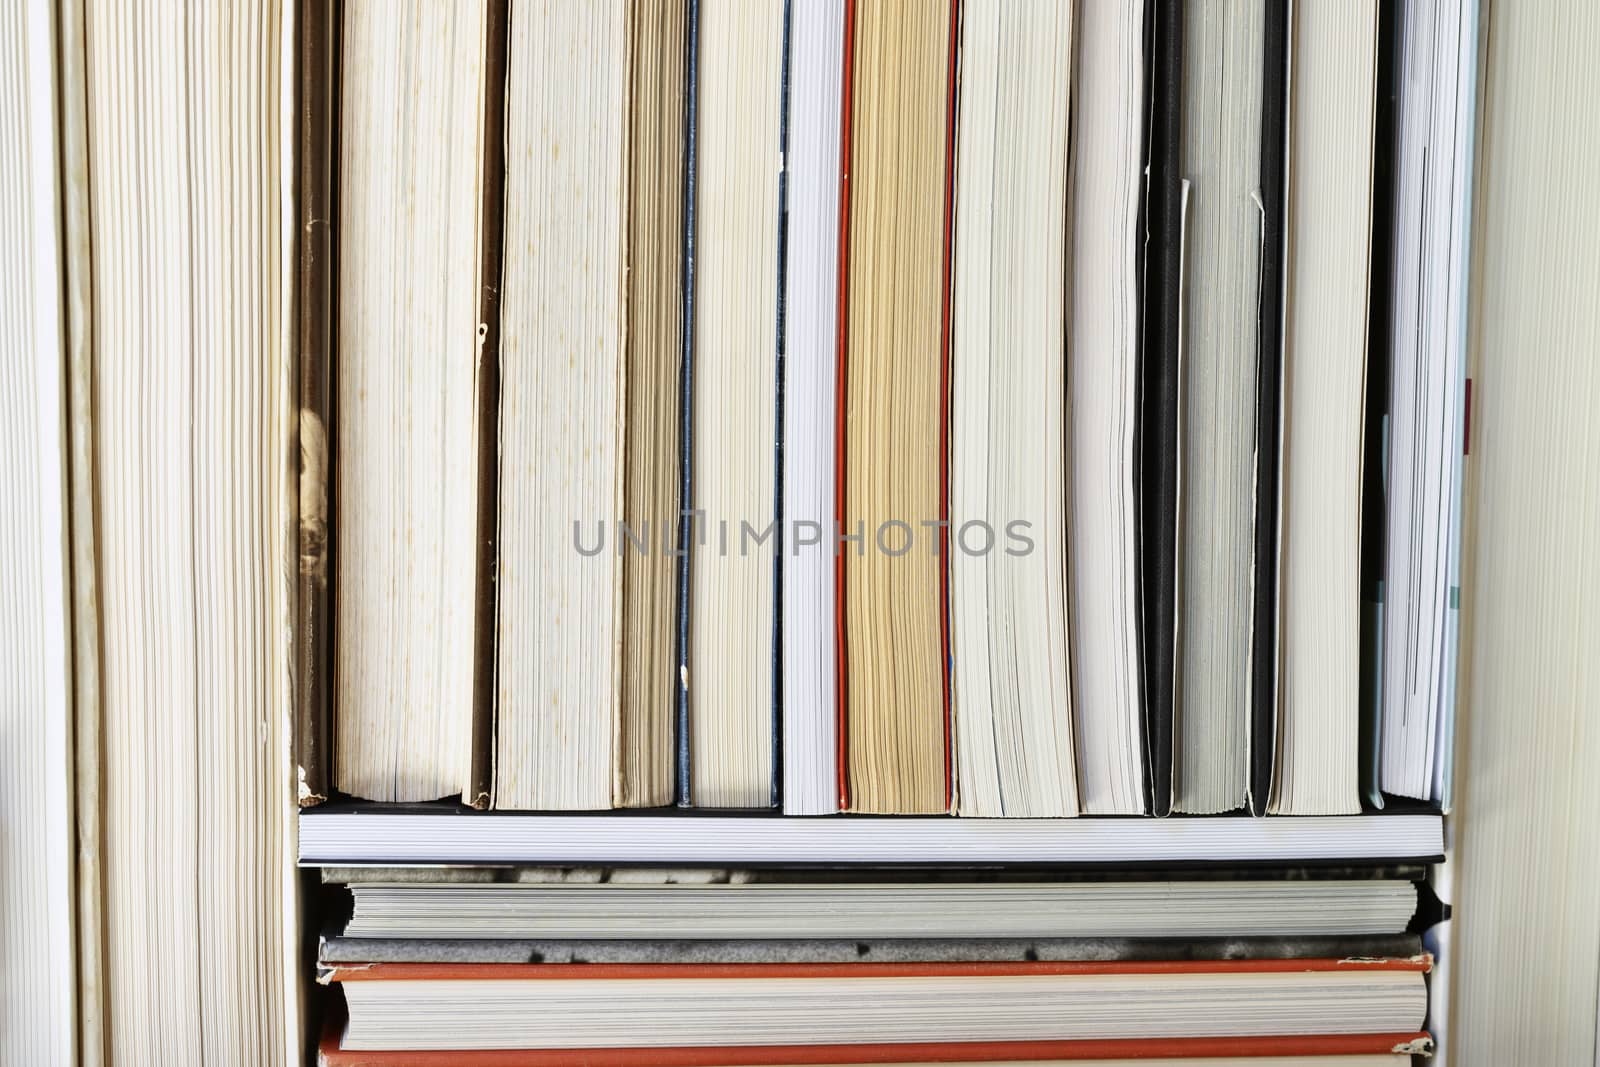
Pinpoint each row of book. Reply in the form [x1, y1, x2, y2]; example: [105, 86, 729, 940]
[302, 0, 1473, 817]
[315, 867, 1436, 1063]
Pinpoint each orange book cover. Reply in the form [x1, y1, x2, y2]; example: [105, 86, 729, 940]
[319, 1026, 1433, 1067]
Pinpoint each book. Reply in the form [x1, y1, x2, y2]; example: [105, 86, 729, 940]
[296, 808, 1445, 866]
[0, 0, 75, 1057]
[948, 0, 1077, 818]
[318, 1023, 1423, 1067]
[781, 0, 846, 816]
[319, 933, 1428, 967]
[1068, 0, 1148, 816]
[326, 958, 1429, 1051]
[685, 0, 784, 808]
[295, 0, 336, 808]
[1247, 0, 1291, 817]
[836, 0, 955, 814]
[1379, 0, 1476, 805]
[618, 0, 690, 809]
[334, 0, 485, 803]
[1139, 0, 1184, 819]
[71, 0, 295, 1058]
[1358, 1, 1403, 812]
[1172, 0, 1265, 815]
[333, 879, 1416, 941]
[1451, 0, 1600, 1061]
[494, 0, 628, 810]
[1268, 0, 1380, 816]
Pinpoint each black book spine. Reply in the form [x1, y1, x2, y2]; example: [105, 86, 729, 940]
[1248, 0, 1291, 817]
[1140, 0, 1184, 819]
[1359, 0, 1406, 811]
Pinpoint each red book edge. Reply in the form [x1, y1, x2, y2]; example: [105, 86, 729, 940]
[832, 0, 961, 812]
[832, 0, 857, 812]
[324, 956, 1432, 982]
[320, 1023, 1433, 1067]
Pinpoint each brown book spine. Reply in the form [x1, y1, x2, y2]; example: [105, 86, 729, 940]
[469, 0, 511, 811]
[295, 0, 337, 807]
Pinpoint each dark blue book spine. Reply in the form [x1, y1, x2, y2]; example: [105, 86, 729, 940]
[674, 0, 701, 808]
[769, 0, 794, 811]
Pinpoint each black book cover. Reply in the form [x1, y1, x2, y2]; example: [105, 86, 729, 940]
[1360, 0, 1405, 811]
[1139, 0, 1184, 818]
[1248, 0, 1290, 817]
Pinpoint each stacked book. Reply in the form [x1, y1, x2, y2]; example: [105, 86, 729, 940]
[315, 868, 1434, 1064]
[300, 0, 1465, 1058]
[301, 0, 1474, 820]
[26, 0, 1600, 1061]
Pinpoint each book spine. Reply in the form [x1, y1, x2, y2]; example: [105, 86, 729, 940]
[1247, 0, 1290, 818]
[294, 0, 337, 808]
[1140, 0, 1184, 819]
[320, 1031, 1432, 1067]
[936, 0, 959, 812]
[469, 0, 511, 810]
[1359, 0, 1404, 812]
[831, 0, 856, 811]
[674, 0, 700, 808]
[327, 955, 1432, 981]
[770, 0, 794, 811]
[57, 0, 106, 1054]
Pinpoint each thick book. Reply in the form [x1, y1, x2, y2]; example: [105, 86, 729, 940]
[333, 0, 486, 803]
[67, 0, 296, 1057]
[1378, 0, 1477, 806]
[682, 0, 785, 809]
[1268, 1, 1380, 815]
[834, 0, 957, 814]
[948, 0, 1078, 818]
[618, 0, 690, 809]
[332, 878, 1417, 941]
[1172, 0, 1265, 815]
[324, 958, 1429, 1052]
[1068, 0, 1148, 816]
[1450, 1, 1600, 1059]
[494, 0, 691, 811]
[493, 1, 630, 810]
